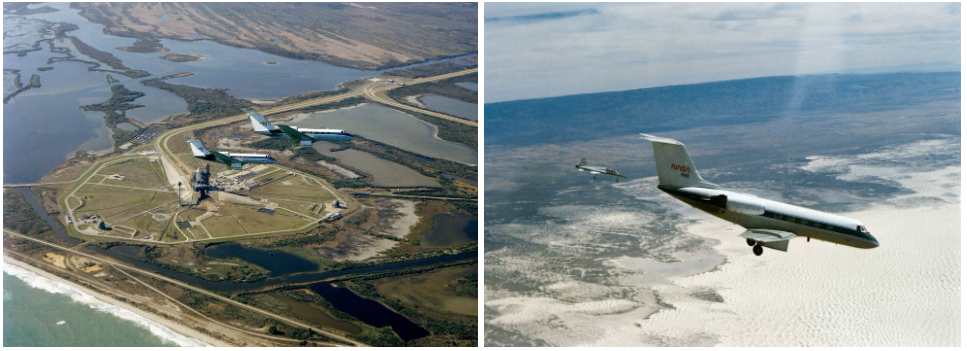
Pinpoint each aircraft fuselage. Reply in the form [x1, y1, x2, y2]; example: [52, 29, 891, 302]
[576, 165, 625, 179]
[258, 128, 353, 142]
[662, 187, 879, 249]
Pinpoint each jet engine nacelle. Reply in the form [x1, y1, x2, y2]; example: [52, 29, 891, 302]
[710, 194, 765, 215]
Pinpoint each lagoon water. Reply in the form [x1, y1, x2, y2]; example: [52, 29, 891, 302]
[3, 56, 116, 183]
[204, 243, 318, 277]
[3, 267, 204, 347]
[309, 282, 430, 342]
[27, 2, 371, 100]
[455, 82, 478, 91]
[423, 213, 477, 247]
[295, 103, 477, 164]
[314, 141, 441, 187]
[4, 2, 473, 184]
[421, 95, 478, 121]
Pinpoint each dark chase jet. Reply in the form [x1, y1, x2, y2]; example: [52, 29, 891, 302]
[576, 157, 626, 181]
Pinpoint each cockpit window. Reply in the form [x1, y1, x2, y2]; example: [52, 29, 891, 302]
[857, 225, 868, 233]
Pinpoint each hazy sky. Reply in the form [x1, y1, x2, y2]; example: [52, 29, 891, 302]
[484, 3, 961, 103]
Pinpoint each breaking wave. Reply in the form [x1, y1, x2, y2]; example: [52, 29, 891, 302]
[3, 262, 210, 347]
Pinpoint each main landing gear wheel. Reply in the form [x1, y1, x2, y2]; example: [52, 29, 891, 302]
[753, 245, 763, 256]
[746, 238, 756, 246]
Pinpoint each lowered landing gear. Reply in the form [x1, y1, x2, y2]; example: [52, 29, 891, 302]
[753, 245, 763, 256]
[746, 238, 756, 246]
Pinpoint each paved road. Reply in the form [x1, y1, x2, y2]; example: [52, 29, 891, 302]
[358, 193, 478, 202]
[363, 86, 477, 127]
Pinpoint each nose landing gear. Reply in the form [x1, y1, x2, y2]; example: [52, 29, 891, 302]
[753, 244, 763, 256]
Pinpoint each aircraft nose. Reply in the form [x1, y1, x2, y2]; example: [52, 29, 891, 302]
[868, 235, 880, 248]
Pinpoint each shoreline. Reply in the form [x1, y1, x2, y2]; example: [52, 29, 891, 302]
[3, 255, 229, 347]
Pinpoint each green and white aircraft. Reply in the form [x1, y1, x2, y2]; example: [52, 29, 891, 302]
[188, 139, 276, 169]
[244, 108, 353, 146]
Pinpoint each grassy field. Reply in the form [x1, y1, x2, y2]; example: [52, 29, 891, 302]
[371, 264, 477, 319]
[263, 198, 326, 219]
[118, 211, 172, 237]
[38, 159, 98, 183]
[200, 212, 247, 236]
[248, 175, 336, 203]
[200, 203, 309, 238]
[95, 158, 168, 189]
[73, 184, 169, 218]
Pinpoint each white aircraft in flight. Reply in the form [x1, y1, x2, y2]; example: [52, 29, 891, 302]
[576, 158, 626, 181]
[640, 133, 878, 256]
[188, 139, 276, 169]
[245, 108, 353, 146]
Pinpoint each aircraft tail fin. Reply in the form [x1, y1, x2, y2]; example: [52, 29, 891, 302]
[187, 139, 210, 158]
[640, 134, 714, 189]
[243, 108, 274, 133]
[579, 157, 587, 166]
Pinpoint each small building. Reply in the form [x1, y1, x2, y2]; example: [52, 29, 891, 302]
[323, 212, 342, 222]
[235, 172, 258, 182]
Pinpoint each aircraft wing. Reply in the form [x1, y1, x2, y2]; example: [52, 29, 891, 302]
[589, 171, 601, 174]
[608, 171, 627, 178]
[209, 151, 237, 165]
[740, 229, 796, 251]
[278, 124, 313, 142]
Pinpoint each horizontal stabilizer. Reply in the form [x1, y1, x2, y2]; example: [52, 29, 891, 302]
[640, 133, 684, 145]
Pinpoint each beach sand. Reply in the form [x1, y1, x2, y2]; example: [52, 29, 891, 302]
[3, 255, 229, 347]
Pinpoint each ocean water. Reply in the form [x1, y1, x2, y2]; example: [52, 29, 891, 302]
[3, 264, 208, 347]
